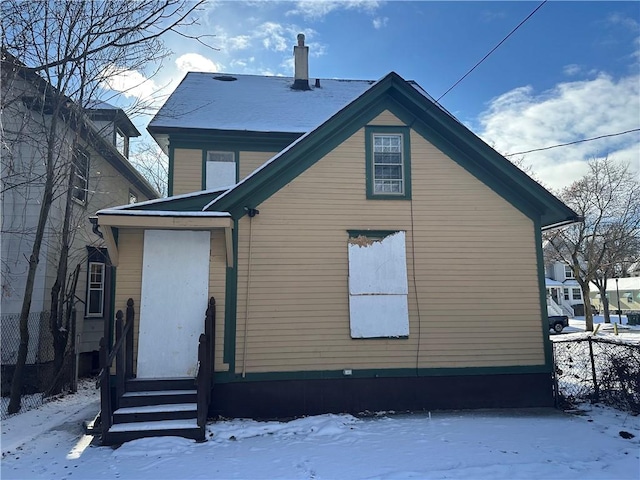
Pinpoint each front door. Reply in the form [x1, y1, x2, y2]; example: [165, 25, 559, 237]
[136, 230, 210, 378]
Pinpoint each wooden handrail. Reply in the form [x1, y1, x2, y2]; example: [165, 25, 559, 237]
[197, 297, 215, 428]
[97, 298, 135, 439]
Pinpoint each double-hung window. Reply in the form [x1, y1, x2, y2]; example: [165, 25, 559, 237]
[366, 126, 411, 199]
[86, 247, 108, 317]
[72, 148, 89, 205]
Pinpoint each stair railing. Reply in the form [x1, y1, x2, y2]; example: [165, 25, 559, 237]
[97, 298, 135, 438]
[196, 297, 215, 428]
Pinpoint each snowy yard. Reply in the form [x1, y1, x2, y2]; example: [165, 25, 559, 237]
[1, 381, 639, 479]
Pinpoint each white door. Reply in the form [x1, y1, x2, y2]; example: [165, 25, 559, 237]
[136, 230, 210, 378]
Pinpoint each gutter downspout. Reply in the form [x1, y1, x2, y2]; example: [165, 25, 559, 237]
[241, 207, 259, 378]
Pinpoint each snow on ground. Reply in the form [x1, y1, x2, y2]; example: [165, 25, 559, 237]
[550, 315, 640, 344]
[2, 383, 639, 480]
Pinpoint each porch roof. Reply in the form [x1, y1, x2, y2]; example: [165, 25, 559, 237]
[96, 210, 234, 268]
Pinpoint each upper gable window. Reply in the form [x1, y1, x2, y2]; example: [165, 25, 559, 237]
[72, 148, 89, 205]
[206, 151, 236, 191]
[115, 128, 128, 158]
[365, 126, 411, 200]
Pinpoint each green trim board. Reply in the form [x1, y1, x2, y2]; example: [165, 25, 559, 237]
[156, 129, 300, 156]
[222, 219, 238, 370]
[168, 145, 175, 197]
[213, 364, 552, 384]
[535, 218, 554, 369]
[121, 190, 225, 212]
[347, 229, 400, 238]
[204, 72, 577, 228]
[364, 125, 411, 200]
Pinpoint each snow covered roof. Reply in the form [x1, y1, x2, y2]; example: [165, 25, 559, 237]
[148, 73, 376, 134]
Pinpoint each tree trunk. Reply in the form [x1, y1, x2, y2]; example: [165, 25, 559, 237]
[8, 118, 58, 414]
[600, 290, 611, 323]
[48, 164, 76, 395]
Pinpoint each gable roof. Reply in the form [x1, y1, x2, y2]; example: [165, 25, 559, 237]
[149, 73, 376, 134]
[202, 71, 578, 229]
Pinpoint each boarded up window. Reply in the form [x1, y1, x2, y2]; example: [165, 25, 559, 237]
[348, 231, 409, 338]
[206, 151, 236, 190]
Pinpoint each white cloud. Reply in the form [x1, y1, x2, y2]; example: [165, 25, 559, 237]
[256, 22, 289, 51]
[606, 12, 640, 31]
[562, 64, 582, 76]
[477, 73, 640, 191]
[287, 0, 381, 20]
[100, 66, 159, 101]
[373, 17, 388, 29]
[175, 53, 222, 73]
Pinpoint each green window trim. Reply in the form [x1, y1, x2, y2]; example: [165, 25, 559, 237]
[365, 125, 411, 200]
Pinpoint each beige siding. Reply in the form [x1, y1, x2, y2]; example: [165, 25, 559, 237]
[368, 109, 405, 126]
[115, 228, 229, 373]
[209, 231, 228, 371]
[234, 110, 545, 374]
[173, 148, 202, 195]
[239, 151, 278, 180]
[173, 149, 277, 194]
[113, 229, 144, 366]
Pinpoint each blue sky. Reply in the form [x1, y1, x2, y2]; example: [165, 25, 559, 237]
[107, 1, 640, 191]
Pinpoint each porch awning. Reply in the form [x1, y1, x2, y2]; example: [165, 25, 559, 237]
[96, 210, 234, 268]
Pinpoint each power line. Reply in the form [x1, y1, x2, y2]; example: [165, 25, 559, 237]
[436, 0, 548, 103]
[504, 128, 640, 157]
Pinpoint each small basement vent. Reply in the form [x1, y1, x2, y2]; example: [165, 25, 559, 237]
[212, 75, 237, 82]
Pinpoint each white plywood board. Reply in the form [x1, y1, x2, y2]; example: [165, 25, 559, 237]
[349, 295, 409, 338]
[348, 231, 408, 295]
[137, 230, 210, 378]
[206, 161, 236, 191]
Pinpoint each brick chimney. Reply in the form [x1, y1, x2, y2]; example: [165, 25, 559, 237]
[292, 33, 310, 90]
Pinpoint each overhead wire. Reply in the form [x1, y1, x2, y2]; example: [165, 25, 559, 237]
[504, 128, 640, 157]
[436, 0, 548, 103]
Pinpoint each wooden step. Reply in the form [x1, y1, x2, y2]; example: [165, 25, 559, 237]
[105, 419, 204, 444]
[119, 389, 197, 408]
[125, 377, 196, 392]
[113, 403, 197, 423]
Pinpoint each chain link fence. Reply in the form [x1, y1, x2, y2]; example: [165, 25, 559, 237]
[552, 336, 640, 413]
[1, 311, 76, 419]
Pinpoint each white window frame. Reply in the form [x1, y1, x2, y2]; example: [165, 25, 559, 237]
[115, 128, 128, 158]
[564, 265, 575, 279]
[86, 261, 105, 317]
[72, 148, 89, 205]
[572, 288, 581, 301]
[563, 288, 570, 301]
[372, 133, 404, 195]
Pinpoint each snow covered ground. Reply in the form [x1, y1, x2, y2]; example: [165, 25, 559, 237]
[550, 315, 640, 344]
[2, 381, 639, 479]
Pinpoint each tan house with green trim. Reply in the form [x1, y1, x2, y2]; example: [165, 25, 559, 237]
[94, 36, 578, 443]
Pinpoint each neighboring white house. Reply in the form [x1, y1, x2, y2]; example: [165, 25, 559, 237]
[1, 51, 157, 384]
[545, 261, 585, 317]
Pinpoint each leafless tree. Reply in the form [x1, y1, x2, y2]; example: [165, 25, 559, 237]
[545, 158, 640, 331]
[1, 0, 211, 413]
[129, 141, 169, 197]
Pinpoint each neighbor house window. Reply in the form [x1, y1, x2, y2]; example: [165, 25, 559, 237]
[347, 230, 409, 338]
[564, 265, 574, 279]
[87, 262, 105, 317]
[572, 288, 581, 301]
[563, 288, 570, 301]
[129, 190, 138, 204]
[205, 151, 236, 191]
[365, 126, 411, 199]
[72, 148, 89, 205]
[115, 129, 128, 157]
